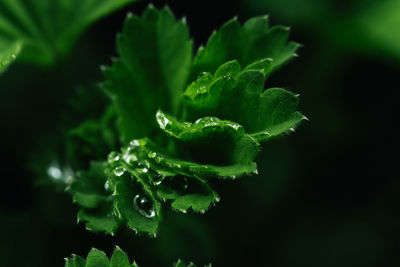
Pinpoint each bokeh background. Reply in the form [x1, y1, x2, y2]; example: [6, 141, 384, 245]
[1, 0, 399, 266]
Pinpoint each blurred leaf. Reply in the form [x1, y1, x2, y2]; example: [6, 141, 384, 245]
[356, 0, 400, 62]
[66, 106, 119, 170]
[0, 40, 21, 74]
[102, 6, 193, 143]
[0, 0, 137, 66]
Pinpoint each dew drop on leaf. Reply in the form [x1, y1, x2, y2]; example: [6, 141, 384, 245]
[123, 153, 137, 164]
[133, 194, 155, 218]
[130, 139, 140, 148]
[197, 72, 208, 79]
[197, 86, 207, 94]
[104, 180, 110, 191]
[114, 166, 126, 176]
[147, 151, 156, 158]
[107, 152, 120, 164]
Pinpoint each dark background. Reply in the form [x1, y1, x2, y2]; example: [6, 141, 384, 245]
[0, 0, 399, 266]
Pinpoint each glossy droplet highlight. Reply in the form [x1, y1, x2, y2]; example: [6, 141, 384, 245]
[130, 139, 140, 148]
[114, 166, 126, 176]
[198, 72, 208, 79]
[147, 151, 156, 158]
[197, 86, 207, 94]
[156, 111, 170, 129]
[123, 153, 137, 164]
[133, 194, 155, 218]
[47, 166, 62, 180]
[107, 152, 120, 164]
[104, 180, 110, 191]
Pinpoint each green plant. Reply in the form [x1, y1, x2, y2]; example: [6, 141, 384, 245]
[1, 2, 305, 266]
[66, 4, 305, 237]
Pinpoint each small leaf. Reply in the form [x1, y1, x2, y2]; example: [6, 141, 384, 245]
[86, 248, 109, 267]
[113, 171, 161, 236]
[77, 207, 119, 235]
[102, 6, 193, 143]
[110, 247, 130, 267]
[68, 162, 119, 234]
[65, 254, 85, 267]
[191, 15, 299, 79]
[68, 162, 109, 209]
[66, 248, 206, 267]
[184, 60, 306, 140]
[156, 174, 219, 213]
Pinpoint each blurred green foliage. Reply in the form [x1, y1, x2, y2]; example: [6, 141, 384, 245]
[0, 0, 137, 67]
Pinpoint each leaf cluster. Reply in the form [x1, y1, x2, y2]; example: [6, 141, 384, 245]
[66, 5, 306, 236]
[65, 247, 209, 267]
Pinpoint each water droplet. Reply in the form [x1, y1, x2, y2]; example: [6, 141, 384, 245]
[133, 194, 155, 218]
[156, 112, 170, 129]
[130, 139, 140, 148]
[108, 152, 120, 164]
[141, 168, 148, 173]
[289, 128, 295, 132]
[227, 123, 240, 130]
[194, 116, 220, 125]
[222, 75, 233, 82]
[147, 151, 156, 158]
[47, 165, 62, 180]
[114, 166, 126, 176]
[197, 86, 207, 94]
[104, 180, 110, 191]
[123, 153, 137, 164]
[198, 72, 208, 79]
[11, 54, 16, 59]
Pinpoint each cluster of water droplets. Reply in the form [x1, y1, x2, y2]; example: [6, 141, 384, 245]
[107, 140, 160, 219]
[194, 116, 220, 126]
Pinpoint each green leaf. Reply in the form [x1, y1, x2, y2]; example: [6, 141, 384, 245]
[0, 0, 137, 65]
[65, 255, 85, 267]
[77, 207, 119, 235]
[66, 106, 119, 170]
[86, 248, 109, 267]
[0, 40, 21, 74]
[191, 15, 299, 79]
[66, 248, 204, 267]
[68, 162, 109, 209]
[102, 6, 193, 143]
[68, 162, 119, 234]
[156, 174, 219, 213]
[184, 59, 306, 140]
[113, 170, 162, 236]
[156, 110, 259, 167]
[110, 247, 130, 267]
